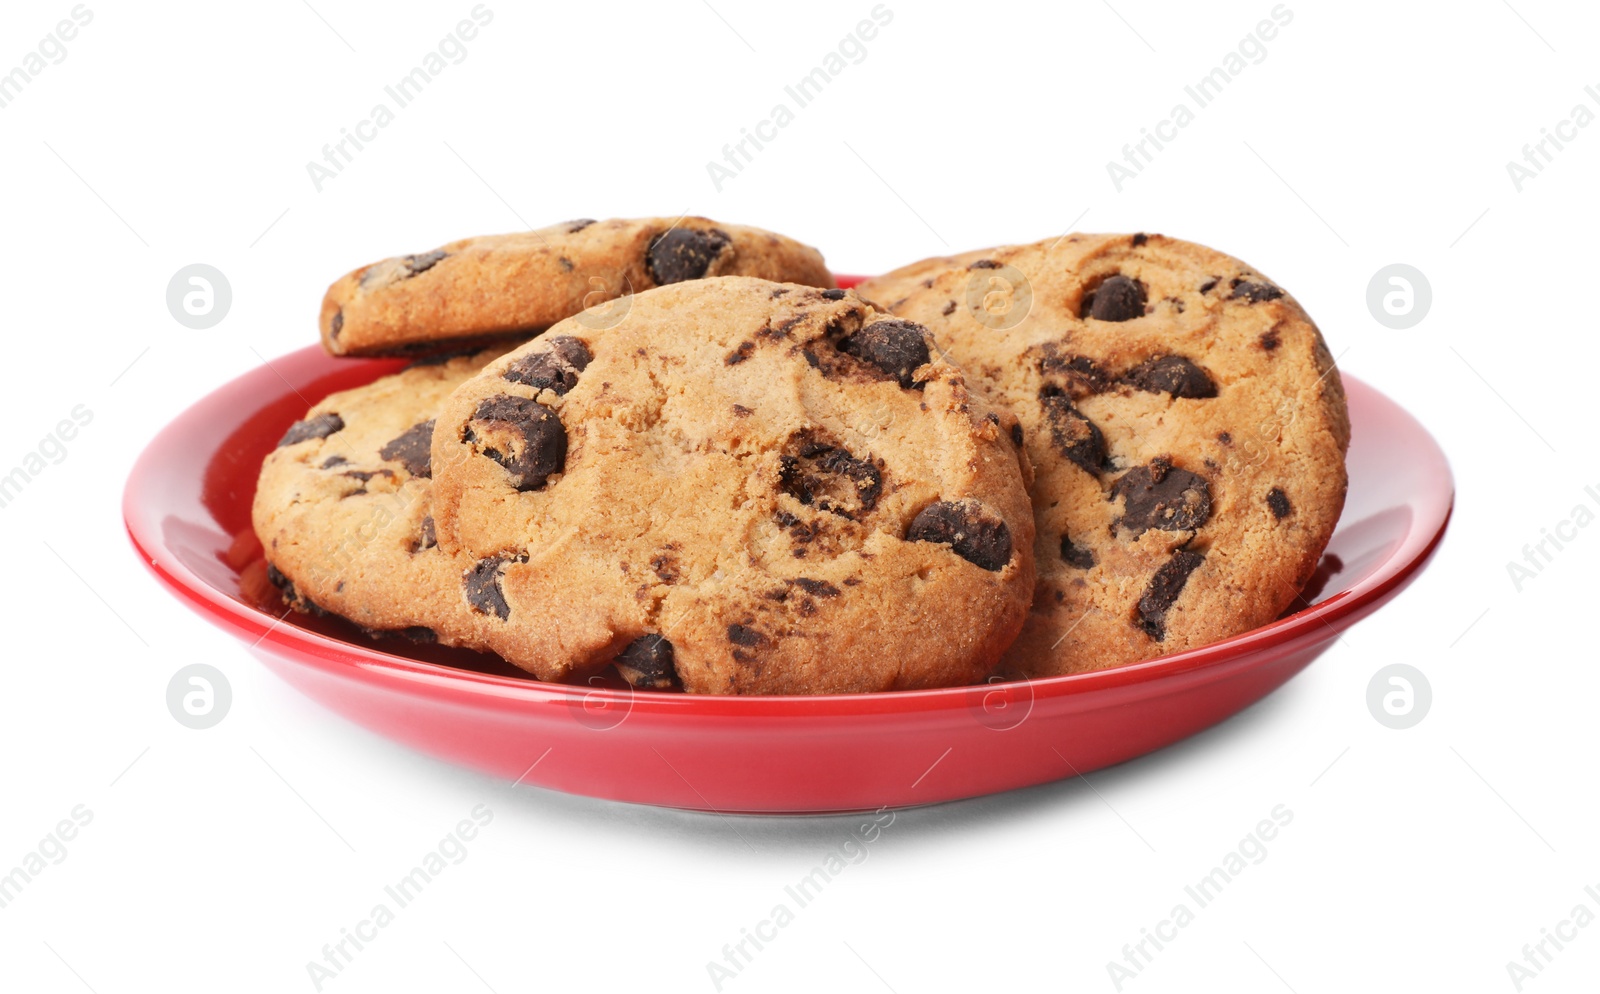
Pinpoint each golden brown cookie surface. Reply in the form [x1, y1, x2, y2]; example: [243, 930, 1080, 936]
[429, 277, 1036, 694]
[320, 217, 835, 357]
[252, 350, 517, 648]
[858, 233, 1350, 677]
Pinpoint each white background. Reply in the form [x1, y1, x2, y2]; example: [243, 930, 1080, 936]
[2, 0, 1597, 991]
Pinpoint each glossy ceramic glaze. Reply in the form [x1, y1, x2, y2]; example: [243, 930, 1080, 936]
[124, 281, 1452, 813]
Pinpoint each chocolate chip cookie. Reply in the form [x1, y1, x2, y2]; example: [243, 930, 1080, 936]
[428, 276, 1037, 694]
[857, 233, 1349, 677]
[252, 350, 518, 646]
[320, 217, 835, 357]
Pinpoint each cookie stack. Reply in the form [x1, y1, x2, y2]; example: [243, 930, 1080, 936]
[253, 218, 1348, 695]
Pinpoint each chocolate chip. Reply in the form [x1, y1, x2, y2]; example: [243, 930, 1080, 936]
[379, 419, 435, 477]
[363, 624, 438, 644]
[1039, 387, 1108, 474]
[969, 259, 1002, 269]
[765, 314, 806, 340]
[548, 335, 592, 370]
[467, 395, 566, 491]
[320, 455, 348, 468]
[1039, 350, 1112, 396]
[1216, 431, 1232, 445]
[1231, 278, 1283, 303]
[821, 288, 847, 300]
[615, 634, 676, 689]
[1110, 459, 1213, 535]
[1060, 534, 1096, 569]
[725, 341, 755, 365]
[265, 563, 326, 616]
[792, 578, 840, 597]
[1010, 422, 1024, 447]
[1136, 549, 1204, 640]
[1121, 356, 1218, 399]
[1131, 233, 1148, 246]
[503, 336, 592, 395]
[278, 413, 344, 447]
[651, 552, 680, 584]
[413, 515, 437, 553]
[646, 227, 730, 284]
[1267, 487, 1292, 519]
[727, 624, 765, 647]
[330, 310, 343, 339]
[1198, 277, 1220, 294]
[566, 218, 596, 232]
[558, 256, 574, 272]
[942, 300, 957, 316]
[1084, 274, 1148, 322]
[778, 437, 882, 518]
[907, 499, 1013, 571]
[463, 556, 517, 620]
[839, 319, 931, 389]
[340, 469, 392, 483]
[1259, 328, 1282, 351]
[774, 509, 816, 541]
[403, 250, 447, 276]
[732, 404, 753, 418]
[336, 467, 383, 496]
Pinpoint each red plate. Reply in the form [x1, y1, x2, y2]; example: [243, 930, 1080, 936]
[124, 283, 1453, 814]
